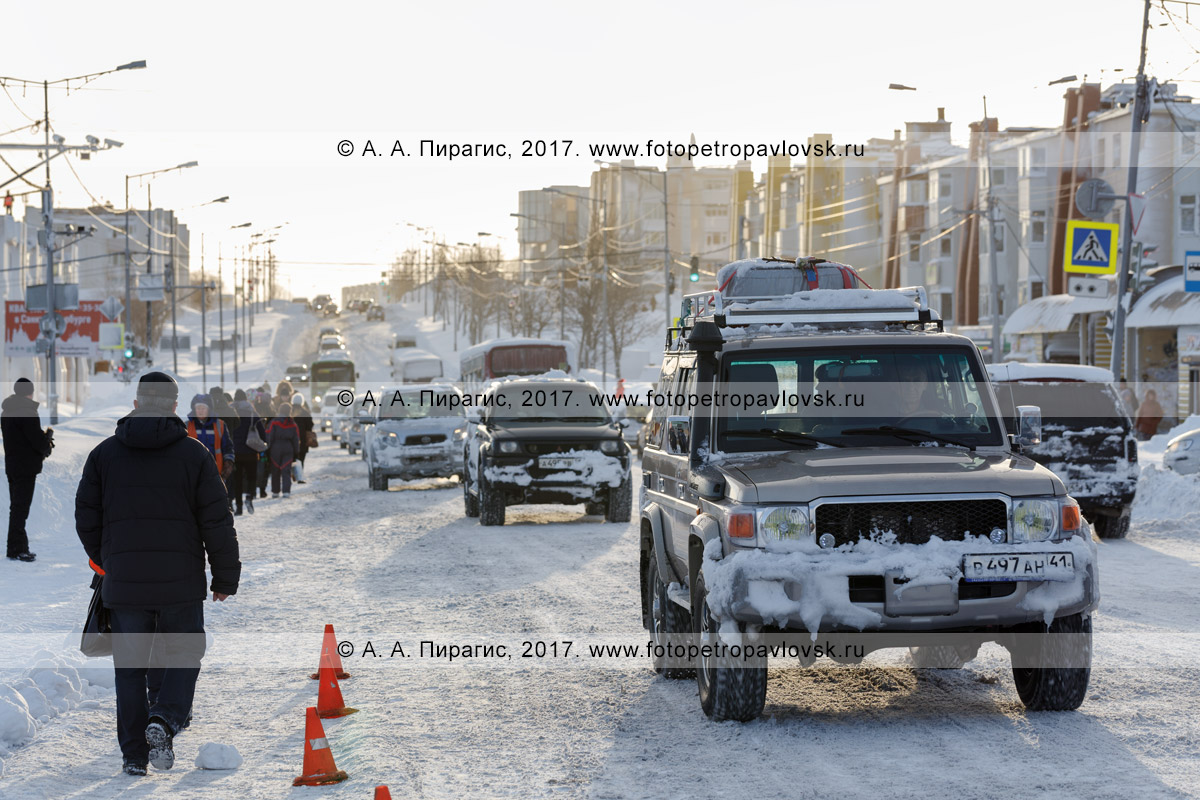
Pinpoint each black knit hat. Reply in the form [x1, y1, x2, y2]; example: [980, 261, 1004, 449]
[136, 371, 179, 403]
[14, 378, 33, 397]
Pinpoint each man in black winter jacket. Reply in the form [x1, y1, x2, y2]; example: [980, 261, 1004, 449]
[75, 372, 240, 776]
[2, 377, 53, 561]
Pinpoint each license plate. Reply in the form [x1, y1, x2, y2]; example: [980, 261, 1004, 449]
[539, 456, 581, 470]
[962, 552, 1075, 582]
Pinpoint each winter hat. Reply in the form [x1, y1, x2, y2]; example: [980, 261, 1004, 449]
[291, 392, 305, 406]
[14, 378, 33, 397]
[234, 388, 247, 402]
[137, 372, 178, 403]
[190, 393, 212, 412]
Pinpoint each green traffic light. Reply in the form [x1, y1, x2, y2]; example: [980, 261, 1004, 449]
[123, 348, 134, 358]
[689, 273, 700, 282]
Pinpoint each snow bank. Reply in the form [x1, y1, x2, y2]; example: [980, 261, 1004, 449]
[0, 651, 112, 773]
[195, 742, 243, 770]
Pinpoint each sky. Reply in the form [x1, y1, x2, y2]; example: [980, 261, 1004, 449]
[1, 0, 1197, 298]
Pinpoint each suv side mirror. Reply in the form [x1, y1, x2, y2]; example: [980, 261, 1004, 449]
[1016, 405, 1042, 448]
[665, 415, 690, 456]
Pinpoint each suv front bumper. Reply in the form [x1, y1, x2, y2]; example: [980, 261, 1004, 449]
[707, 537, 1099, 634]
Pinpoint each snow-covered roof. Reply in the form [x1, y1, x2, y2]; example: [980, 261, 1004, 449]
[986, 361, 1115, 384]
[1126, 276, 1200, 329]
[392, 347, 441, 364]
[460, 337, 575, 364]
[1002, 294, 1112, 336]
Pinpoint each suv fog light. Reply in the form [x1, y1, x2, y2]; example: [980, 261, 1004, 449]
[818, 533, 836, 549]
[989, 528, 1006, 544]
[498, 441, 521, 454]
[599, 440, 621, 454]
[1012, 498, 1057, 543]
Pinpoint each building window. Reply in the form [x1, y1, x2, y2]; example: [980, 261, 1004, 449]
[704, 206, 728, 218]
[1023, 146, 1046, 176]
[1182, 195, 1199, 235]
[940, 229, 952, 257]
[1030, 280, 1044, 300]
[1113, 133, 1121, 168]
[908, 233, 921, 262]
[994, 223, 1005, 253]
[938, 171, 953, 200]
[1182, 123, 1197, 157]
[990, 167, 1005, 187]
[1031, 210, 1046, 244]
[1097, 138, 1106, 170]
[705, 233, 725, 247]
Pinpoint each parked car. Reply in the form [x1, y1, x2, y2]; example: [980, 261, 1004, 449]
[285, 363, 310, 385]
[367, 304, 385, 321]
[639, 261, 1097, 721]
[365, 384, 467, 490]
[1164, 428, 1200, 475]
[333, 402, 355, 445]
[987, 362, 1138, 539]
[462, 376, 631, 525]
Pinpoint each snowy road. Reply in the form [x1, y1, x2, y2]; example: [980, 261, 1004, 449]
[2, 309, 1199, 799]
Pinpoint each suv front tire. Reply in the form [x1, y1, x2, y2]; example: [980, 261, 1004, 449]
[692, 571, 766, 722]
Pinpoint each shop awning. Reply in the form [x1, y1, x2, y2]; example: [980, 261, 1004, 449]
[1126, 276, 1200, 329]
[1002, 293, 1113, 337]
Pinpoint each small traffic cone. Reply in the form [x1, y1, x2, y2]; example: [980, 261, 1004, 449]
[292, 707, 349, 786]
[375, 787, 393, 800]
[309, 624, 350, 680]
[316, 662, 358, 718]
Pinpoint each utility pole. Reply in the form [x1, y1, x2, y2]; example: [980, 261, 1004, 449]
[601, 192, 609, 390]
[661, 169, 670, 334]
[1111, 0, 1153, 383]
[145, 187, 153, 352]
[200, 234, 207, 387]
[219, 243, 226, 385]
[982, 95, 1002, 363]
[170, 211, 178, 373]
[40, 81, 58, 424]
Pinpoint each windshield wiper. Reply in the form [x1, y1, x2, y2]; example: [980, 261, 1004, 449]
[839, 425, 975, 451]
[721, 429, 843, 449]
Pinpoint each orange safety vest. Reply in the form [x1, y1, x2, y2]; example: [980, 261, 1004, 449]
[187, 418, 226, 474]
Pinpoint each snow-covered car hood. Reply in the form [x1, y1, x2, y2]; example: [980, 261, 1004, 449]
[489, 422, 623, 442]
[720, 447, 1061, 504]
[376, 416, 463, 439]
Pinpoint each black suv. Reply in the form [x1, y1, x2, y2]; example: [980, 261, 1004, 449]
[988, 363, 1138, 539]
[462, 377, 632, 525]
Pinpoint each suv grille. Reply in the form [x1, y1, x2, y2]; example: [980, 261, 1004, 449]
[524, 441, 596, 455]
[404, 433, 446, 446]
[815, 499, 1008, 547]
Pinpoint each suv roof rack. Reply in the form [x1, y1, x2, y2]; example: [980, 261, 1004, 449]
[667, 281, 943, 348]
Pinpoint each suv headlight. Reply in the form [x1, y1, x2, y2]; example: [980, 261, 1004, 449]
[599, 440, 621, 454]
[454, 426, 467, 441]
[1012, 498, 1058, 543]
[758, 506, 811, 549]
[498, 440, 521, 454]
[381, 431, 399, 447]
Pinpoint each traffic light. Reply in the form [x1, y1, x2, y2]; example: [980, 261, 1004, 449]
[689, 255, 700, 283]
[124, 347, 134, 359]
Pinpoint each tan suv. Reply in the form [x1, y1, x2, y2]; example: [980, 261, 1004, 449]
[639, 259, 1099, 721]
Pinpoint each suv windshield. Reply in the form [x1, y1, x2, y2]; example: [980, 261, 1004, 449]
[715, 346, 1003, 452]
[490, 383, 609, 423]
[379, 392, 462, 420]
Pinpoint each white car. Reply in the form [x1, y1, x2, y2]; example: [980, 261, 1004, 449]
[1164, 429, 1200, 476]
[334, 403, 355, 446]
[317, 386, 351, 432]
[364, 384, 466, 490]
[319, 335, 345, 352]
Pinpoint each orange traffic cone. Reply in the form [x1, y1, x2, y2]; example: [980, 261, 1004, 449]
[292, 707, 349, 786]
[309, 624, 350, 680]
[316, 662, 358, 718]
[375, 787, 393, 800]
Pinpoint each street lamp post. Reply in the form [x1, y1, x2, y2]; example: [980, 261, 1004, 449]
[0, 60, 145, 424]
[124, 160, 198, 353]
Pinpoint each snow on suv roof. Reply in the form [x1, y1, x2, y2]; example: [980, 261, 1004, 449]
[986, 362, 1115, 384]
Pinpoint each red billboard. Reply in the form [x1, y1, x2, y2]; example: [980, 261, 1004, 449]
[5, 300, 104, 358]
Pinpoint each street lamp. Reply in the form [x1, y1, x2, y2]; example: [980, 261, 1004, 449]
[594, 159, 672, 333]
[124, 160, 199, 355]
[0, 60, 146, 424]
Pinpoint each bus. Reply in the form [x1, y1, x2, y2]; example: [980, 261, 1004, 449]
[310, 353, 357, 406]
[459, 337, 575, 390]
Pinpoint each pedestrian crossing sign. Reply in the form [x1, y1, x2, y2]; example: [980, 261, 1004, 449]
[1064, 219, 1119, 274]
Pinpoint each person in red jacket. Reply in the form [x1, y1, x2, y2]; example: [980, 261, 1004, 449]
[265, 403, 300, 498]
